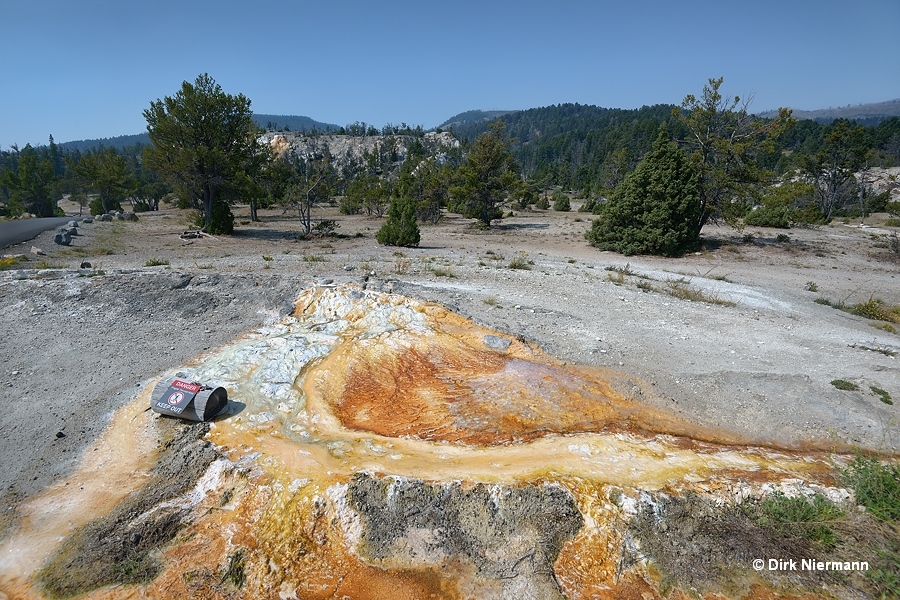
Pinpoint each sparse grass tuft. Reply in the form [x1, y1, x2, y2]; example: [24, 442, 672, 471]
[394, 258, 411, 274]
[872, 322, 897, 334]
[842, 455, 900, 522]
[831, 379, 859, 391]
[849, 298, 899, 323]
[36, 260, 67, 269]
[262, 254, 273, 261]
[144, 258, 169, 267]
[0, 256, 27, 270]
[870, 386, 893, 405]
[663, 278, 735, 306]
[508, 252, 531, 270]
[754, 492, 844, 548]
[302, 254, 326, 263]
[431, 266, 455, 278]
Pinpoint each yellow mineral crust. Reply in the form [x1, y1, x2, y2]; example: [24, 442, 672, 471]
[0, 287, 854, 599]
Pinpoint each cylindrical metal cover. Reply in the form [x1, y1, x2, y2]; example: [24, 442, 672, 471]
[150, 377, 228, 421]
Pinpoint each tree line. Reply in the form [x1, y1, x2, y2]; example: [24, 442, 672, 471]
[2, 74, 897, 255]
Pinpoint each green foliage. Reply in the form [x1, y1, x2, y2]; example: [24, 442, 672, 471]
[552, 191, 571, 211]
[535, 195, 550, 209]
[89, 196, 122, 216]
[507, 252, 531, 270]
[831, 379, 860, 391]
[144, 258, 170, 267]
[143, 74, 265, 233]
[376, 198, 420, 247]
[675, 77, 793, 234]
[342, 174, 387, 217]
[754, 492, 843, 548]
[743, 205, 791, 228]
[586, 126, 700, 257]
[68, 147, 136, 214]
[849, 298, 899, 323]
[870, 386, 893, 405]
[450, 121, 519, 227]
[0, 145, 59, 217]
[800, 119, 870, 221]
[842, 455, 900, 522]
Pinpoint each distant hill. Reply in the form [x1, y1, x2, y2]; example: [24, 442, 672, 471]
[758, 99, 900, 125]
[253, 114, 339, 133]
[438, 110, 517, 131]
[58, 113, 340, 152]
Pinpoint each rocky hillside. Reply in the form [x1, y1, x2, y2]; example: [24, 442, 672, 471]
[261, 130, 460, 170]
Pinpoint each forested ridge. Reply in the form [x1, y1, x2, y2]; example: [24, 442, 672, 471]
[3, 76, 899, 248]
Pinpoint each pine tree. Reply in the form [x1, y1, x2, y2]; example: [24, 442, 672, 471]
[376, 197, 420, 247]
[586, 125, 700, 257]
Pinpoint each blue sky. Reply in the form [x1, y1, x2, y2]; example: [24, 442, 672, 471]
[2, 0, 899, 147]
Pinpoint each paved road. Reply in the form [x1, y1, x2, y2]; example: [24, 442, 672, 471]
[0, 217, 74, 249]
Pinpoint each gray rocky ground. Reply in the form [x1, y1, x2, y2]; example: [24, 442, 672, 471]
[1, 201, 898, 516]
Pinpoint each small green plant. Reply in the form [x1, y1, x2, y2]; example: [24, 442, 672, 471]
[804, 281, 818, 292]
[552, 191, 571, 211]
[0, 255, 27, 270]
[302, 254, 326, 263]
[394, 258, 411, 274]
[144, 258, 170, 267]
[605, 263, 637, 276]
[663, 278, 735, 306]
[849, 298, 899, 323]
[35, 260, 67, 269]
[607, 271, 625, 285]
[262, 254, 273, 262]
[755, 492, 844, 548]
[508, 252, 531, 270]
[872, 322, 897, 334]
[842, 455, 900, 522]
[831, 379, 860, 391]
[870, 386, 893, 405]
[431, 265, 455, 278]
[195, 263, 213, 269]
[484, 295, 498, 306]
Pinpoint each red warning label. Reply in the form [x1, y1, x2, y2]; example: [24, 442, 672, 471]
[172, 380, 202, 393]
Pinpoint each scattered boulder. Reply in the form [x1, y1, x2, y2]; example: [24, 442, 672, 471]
[54, 231, 71, 246]
[82, 217, 94, 223]
[31, 246, 45, 256]
[123, 212, 138, 222]
[67, 221, 79, 228]
[98, 214, 113, 222]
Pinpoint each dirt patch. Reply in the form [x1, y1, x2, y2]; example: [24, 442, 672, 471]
[35, 420, 219, 598]
[630, 492, 866, 598]
[346, 472, 583, 598]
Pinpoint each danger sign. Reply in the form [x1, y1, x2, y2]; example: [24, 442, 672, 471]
[168, 391, 185, 405]
[171, 380, 202, 393]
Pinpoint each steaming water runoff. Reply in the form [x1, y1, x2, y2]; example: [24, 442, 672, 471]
[0, 287, 852, 599]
